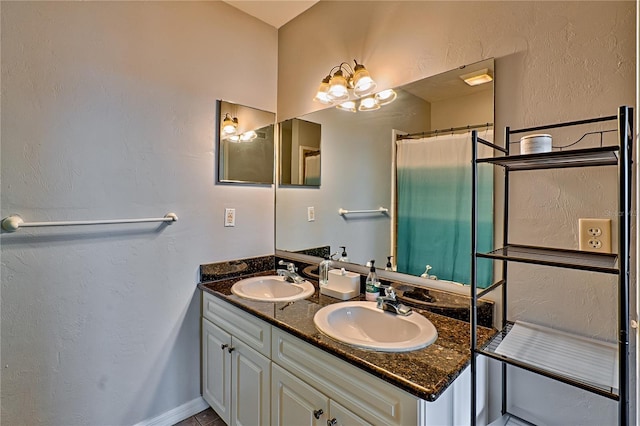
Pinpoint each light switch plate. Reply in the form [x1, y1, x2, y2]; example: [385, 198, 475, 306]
[307, 207, 315, 222]
[224, 208, 236, 227]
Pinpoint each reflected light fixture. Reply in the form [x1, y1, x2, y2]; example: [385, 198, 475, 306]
[239, 130, 258, 142]
[358, 97, 380, 112]
[336, 100, 357, 113]
[460, 68, 493, 86]
[222, 113, 239, 135]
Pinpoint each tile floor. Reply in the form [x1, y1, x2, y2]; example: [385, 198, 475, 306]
[173, 408, 226, 426]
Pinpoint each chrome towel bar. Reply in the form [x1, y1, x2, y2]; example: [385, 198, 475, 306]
[338, 207, 388, 215]
[1, 213, 178, 232]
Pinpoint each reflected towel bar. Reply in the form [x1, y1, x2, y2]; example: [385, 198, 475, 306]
[338, 207, 388, 215]
[1, 213, 178, 232]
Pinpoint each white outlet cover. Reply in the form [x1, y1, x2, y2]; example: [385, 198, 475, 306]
[225, 208, 236, 227]
[579, 218, 611, 253]
[307, 206, 315, 222]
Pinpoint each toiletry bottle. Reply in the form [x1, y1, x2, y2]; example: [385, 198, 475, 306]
[385, 256, 394, 271]
[338, 246, 349, 262]
[319, 256, 331, 286]
[365, 260, 380, 301]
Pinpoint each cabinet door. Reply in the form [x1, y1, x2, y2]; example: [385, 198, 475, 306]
[328, 400, 372, 426]
[202, 318, 232, 425]
[272, 364, 328, 426]
[231, 337, 271, 426]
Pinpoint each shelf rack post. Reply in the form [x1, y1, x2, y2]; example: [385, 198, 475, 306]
[470, 130, 479, 426]
[617, 105, 633, 426]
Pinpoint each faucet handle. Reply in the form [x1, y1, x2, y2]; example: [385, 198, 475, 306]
[384, 286, 396, 300]
[278, 260, 297, 272]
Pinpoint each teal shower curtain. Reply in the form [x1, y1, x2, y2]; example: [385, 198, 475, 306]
[396, 131, 493, 288]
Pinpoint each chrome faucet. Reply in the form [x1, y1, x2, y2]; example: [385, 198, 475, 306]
[376, 286, 412, 316]
[277, 260, 305, 284]
[420, 264, 438, 280]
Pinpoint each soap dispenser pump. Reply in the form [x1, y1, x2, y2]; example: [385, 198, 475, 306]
[385, 256, 394, 271]
[319, 255, 332, 287]
[365, 260, 380, 301]
[338, 246, 349, 262]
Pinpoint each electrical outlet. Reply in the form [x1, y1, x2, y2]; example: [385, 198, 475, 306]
[307, 206, 315, 222]
[224, 208, 236, 227]
[579, 218, 611, 253]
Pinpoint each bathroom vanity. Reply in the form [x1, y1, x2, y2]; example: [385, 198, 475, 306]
[198, 270, 494, 426]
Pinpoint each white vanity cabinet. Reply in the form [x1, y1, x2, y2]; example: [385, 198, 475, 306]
[272, 327, 418, 425]
[272, 363, 371, 426]
[201, 291, 485, 426]
[202, 292, 271, 426]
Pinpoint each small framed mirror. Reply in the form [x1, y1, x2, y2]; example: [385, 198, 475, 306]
[279, 118, 321, 186]
[216, 100, 275, 184]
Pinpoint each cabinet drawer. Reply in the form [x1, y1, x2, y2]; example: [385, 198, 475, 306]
[203, 292, 271, 358]
[272, 328, 418, 426]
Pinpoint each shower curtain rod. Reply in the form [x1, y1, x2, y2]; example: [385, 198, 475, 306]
[396, 122, 493, 141]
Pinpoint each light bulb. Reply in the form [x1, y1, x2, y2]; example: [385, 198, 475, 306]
[313, 76, 333, 105]
[352, 62, 376, 97]
[222, 114, 238, 135]
[374, 89, 397, 105]
[327, 70, 349, 102]
[336, 100, 357, 113]
[358, 97, 380, 111]
[239, 130, 257, 142]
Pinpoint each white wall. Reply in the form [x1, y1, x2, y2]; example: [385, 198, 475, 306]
[1, 2, 277, 425]
[278, 1, 636, 425]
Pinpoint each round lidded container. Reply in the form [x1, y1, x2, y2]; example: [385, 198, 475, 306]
[520, 134, 552, 154]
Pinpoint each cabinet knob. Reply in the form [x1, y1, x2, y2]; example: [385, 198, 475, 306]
[221, 344, 229, 350]
[227, 346, 235, 353]
[327, 418, 337, 426]
[313, 409, 323, 419]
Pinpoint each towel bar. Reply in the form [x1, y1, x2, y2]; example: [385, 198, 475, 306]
[1, 213, 178, 232]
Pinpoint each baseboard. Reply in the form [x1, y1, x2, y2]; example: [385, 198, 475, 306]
[133, 396, 210, 426]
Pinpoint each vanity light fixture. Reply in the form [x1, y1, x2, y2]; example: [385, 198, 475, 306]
[222, 113, 239, 135]
[314, 60, 377, 104]
[313, 60, 398, 113]
[460, 68, 493, 86]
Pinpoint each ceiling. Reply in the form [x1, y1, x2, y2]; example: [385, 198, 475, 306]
[223, 1, 319, 29]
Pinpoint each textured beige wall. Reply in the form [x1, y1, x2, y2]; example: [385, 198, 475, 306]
[278, 1, 636, 424]
[1, 2, 277, 425]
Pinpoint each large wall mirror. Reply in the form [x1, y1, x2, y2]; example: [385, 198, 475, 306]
[275, 58, 495, 286]
[217, 100, 275, 184]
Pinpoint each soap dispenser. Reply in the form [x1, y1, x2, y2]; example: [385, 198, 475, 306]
[385, 256, 394, 271]
[338, 246, 349, 262]
[365, 260, 380, 301]
[319, 255, 332, 287]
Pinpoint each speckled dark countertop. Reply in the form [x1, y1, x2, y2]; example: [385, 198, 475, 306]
[198, 271, 496, 402]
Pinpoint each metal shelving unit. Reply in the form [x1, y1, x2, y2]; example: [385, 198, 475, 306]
[470, 106, 633, 425]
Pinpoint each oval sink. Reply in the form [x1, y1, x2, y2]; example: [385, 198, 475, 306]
[314, 301, 437, 352]
[231, 275, 315, 302]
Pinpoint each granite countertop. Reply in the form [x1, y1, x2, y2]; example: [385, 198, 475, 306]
[198, 271, 496, 402]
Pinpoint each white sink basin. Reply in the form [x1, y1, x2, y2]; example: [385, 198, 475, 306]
[313, 301, 437, 352]
[231, 275, 315, 302]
